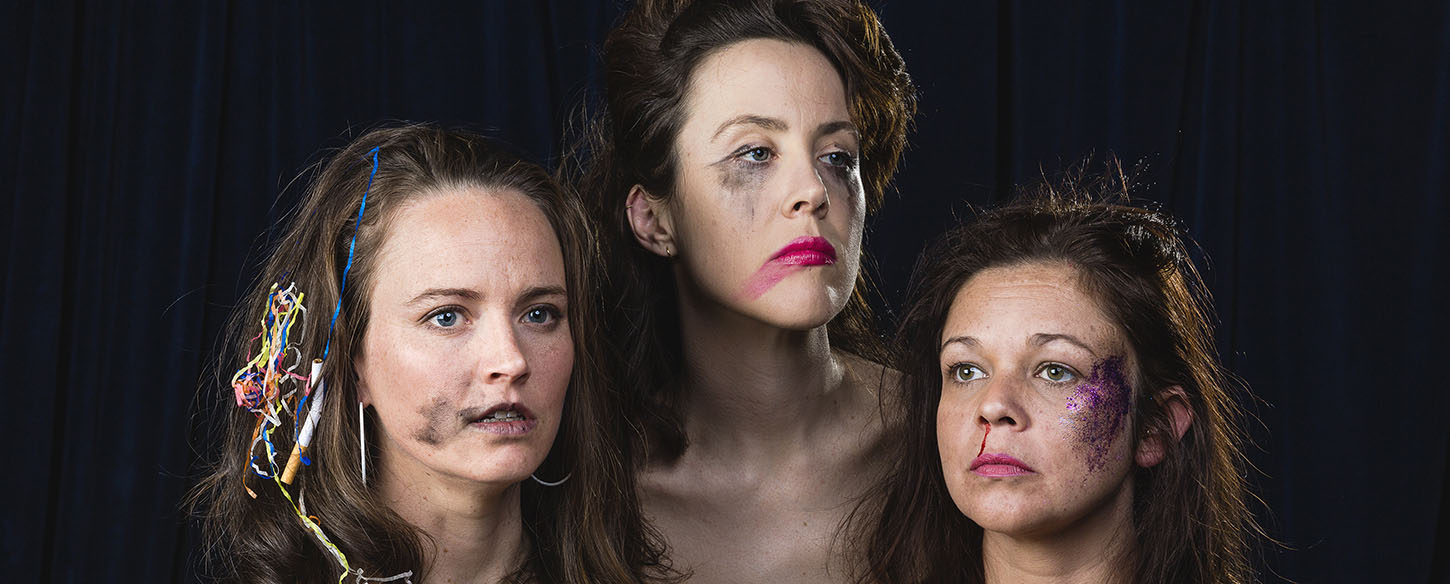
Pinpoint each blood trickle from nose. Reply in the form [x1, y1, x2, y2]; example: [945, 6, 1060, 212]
[978, 422, 990, 457]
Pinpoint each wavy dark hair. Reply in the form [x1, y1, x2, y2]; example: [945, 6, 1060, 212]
[565, 0, 916, 462]
[188, 124, 668, 583]
[859, 162, 1262, 583]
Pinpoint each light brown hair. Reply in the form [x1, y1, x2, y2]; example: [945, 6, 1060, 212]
[189, 124, 668, 583]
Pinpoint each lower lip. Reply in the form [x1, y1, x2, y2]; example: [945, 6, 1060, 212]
[972, 464, 1035, 477]
[470, 418, 537, 436]
[771, 250, 835, 266]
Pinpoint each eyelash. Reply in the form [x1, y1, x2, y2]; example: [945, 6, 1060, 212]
[942, 362, 1082, 385]
[421, 305, 565, 330]
[945, 362, 986, 384]
[730, 145, 859, 171]
[521, 305, 564, 327]
[424, 306, 467, 329]
[1034, 362, 1080, 384]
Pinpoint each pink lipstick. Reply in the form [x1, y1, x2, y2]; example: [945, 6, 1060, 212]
[970, 453, 1035, 477]
[466, 403, 538, 436]
[770, 236, 836, 266]
[739, 236, 837, 300]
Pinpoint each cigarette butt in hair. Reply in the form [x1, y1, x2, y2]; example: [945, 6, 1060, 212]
[282, 360, 328, 485]
[281, 443, 307, 484]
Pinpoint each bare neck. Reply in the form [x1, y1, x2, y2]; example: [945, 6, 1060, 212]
[378, 457, 527, 584]
[981, 481, 1136, 584]
[672, 282, 854, 465]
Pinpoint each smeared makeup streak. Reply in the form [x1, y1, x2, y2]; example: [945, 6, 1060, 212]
[714, 155, 766, 221]
[978, 422, 991, 457]
[413, 395, 454, 446]
[738, 262, 802, 300]
[1063, 356, 1131, 473]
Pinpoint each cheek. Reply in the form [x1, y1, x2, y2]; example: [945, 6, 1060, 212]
[525, 331, 574, 412]
[717, 164, 771, 221]
[1061, 357, 1134, 473]
[935, 391, 975, 467]
[364, 327, 470, 430]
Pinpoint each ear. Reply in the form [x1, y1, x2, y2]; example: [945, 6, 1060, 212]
[1135, 386, 1194, 468]
[625, 184, 675, 258]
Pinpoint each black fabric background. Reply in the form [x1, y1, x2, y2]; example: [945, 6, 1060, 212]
[3, 1, 1447, 582]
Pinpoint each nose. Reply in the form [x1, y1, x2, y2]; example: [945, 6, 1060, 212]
[976, 376, 1027, 430]
[781, 153, 829, 219]
[478, 316, 530, 385]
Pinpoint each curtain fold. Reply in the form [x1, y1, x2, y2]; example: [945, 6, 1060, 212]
[4, 1, 1444, 582]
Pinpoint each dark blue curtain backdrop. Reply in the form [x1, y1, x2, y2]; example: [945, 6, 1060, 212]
[3, 1, 1447, 582]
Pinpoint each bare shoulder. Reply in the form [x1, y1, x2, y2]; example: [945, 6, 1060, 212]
[836, 350, 905, 452]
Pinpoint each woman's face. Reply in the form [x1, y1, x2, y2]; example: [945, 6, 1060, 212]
[658, 38, 864, 329]
[936, 261, 1142, 537]
[358, 187, 572, 490]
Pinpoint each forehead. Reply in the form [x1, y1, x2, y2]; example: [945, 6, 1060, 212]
[942, 262, 1124, 353]
[371, 187, 564, 296]
[680, 38, 849, 132]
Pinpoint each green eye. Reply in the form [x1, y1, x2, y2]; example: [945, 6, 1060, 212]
[1038, 363, 1076, 383]
[948, 363, 986, 383]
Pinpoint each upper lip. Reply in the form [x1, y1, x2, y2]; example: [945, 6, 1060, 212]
[770, 236, 836, 261]
[970, 453, 1034, 472]
[463, 402, 535, 422]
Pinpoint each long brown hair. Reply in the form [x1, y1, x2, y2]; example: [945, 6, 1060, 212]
[189, 124, 668, 583]
[860, 163, 1261, 583]
[565, 0, 917, 462]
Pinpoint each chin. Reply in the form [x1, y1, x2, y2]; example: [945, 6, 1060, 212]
[753, 282, 850, 328]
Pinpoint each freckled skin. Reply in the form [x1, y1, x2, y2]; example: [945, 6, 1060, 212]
[936, 262, 1141, 539]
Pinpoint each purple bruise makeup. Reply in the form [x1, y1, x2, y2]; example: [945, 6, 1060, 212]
[1064, 356, 1132, 472]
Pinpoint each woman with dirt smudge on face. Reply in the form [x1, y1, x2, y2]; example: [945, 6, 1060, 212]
[564, 0, 915, 582]
[189, 125, 671, 584]
[858, 159, 1265, 584]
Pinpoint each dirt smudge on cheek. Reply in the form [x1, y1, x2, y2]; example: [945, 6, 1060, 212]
[412, 395, 454, 446]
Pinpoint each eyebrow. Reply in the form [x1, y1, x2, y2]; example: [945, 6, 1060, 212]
[1029, 333, 1099, 357]
[712, 115, 788, 140]
[407, 287, 480, 305]
[940, 335, 979, 352]
[516, 285, 567, 304]
[407, 285, 567, 307]
[938, 333, 1100, 357]
[710, 116, 859, 142]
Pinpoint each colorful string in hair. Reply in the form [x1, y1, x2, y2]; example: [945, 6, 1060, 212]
[231, 147, 413, 583]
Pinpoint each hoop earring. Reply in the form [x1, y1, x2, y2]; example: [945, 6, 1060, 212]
[359, 401, 368, 486]
[531, 472, 571, 487]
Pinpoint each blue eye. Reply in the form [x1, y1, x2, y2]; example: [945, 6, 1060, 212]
[948, 363, 986, 384]
[1037, 363, 1077, 383]
[431, 310, 459, 328]
[820, 151, 856, 168]
[523, 306, 559, 325]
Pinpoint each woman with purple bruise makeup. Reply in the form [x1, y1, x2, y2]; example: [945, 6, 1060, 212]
[858, 164, 1263, 584]
[566, 0, 914, 582]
